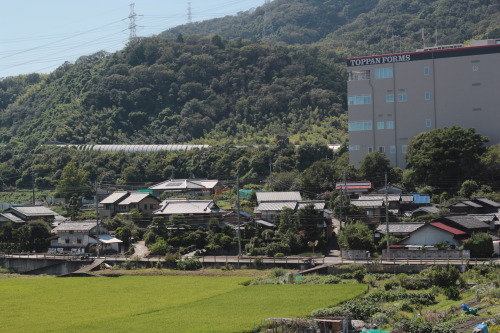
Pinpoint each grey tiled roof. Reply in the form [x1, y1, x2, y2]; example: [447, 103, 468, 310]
[256, 192, 302, 203]
[119, 193, 158, 205]
[100, 191, 129, 204]
[53, 221, 97, 232]
[155, 200, 224, 215]
[0, 213, 24, 223]
[358, 195, 401, 202]
[11, 206, 57, 217]
[376, 222, 425, 234]
[351, 200, 384, 208]
[474, 197, 500, 208]
[441, 215, 490, 230]
[411, 206, 440, 215]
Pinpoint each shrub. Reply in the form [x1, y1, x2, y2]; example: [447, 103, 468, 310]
[176, 257, 202, 271]
[401, 278, 432, 290]
[463, 233, 494, 258]
[311, 300, 380, 320]
[444, 286, 461, 300]
[149, 238, 169, 256]
[400, 302, 414, 312]
[323, 275, 341, 284]
[353, 269, 366, 283]
[268, 268, 287, 278]
[384, 280, 399, 291]
[424, 265, 460, 288]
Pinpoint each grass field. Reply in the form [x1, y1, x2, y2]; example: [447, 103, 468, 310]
[0, 275, 366, 332]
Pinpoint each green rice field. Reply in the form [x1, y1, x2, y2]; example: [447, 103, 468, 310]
[0, 276, 366, 332]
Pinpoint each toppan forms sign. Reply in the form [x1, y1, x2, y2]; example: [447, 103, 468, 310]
[348, 54, 411, 67]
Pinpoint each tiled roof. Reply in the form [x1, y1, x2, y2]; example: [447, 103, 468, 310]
[256, 192, 302, 203]
[358, 194, 401, 202]
[376, 223, 424, 234]
[296, 201, 325, 210]
[53, 221, 97, 232]
[10, 206, 57, 217]
[469, 214, 497, 223]
[350, 200, 384, 208]
[411, 206, 440, 215]
[430, 222, 467, 235]
[474, 197, 500, 208]
[100, 191, 129, 204]
[440, 215, 490, 230]
[0, 213, 24, 223]
[256, 201, 297, 211]
[119, 193, 157, 205]
[155, 200, 224, 215]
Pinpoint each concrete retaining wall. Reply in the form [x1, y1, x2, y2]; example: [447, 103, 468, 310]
[382, 249, 469, 259]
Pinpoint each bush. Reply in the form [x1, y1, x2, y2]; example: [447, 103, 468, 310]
[401, 278, 432, 290]
[149, 238, 169, 256]
[176, 257, 202, 271]
[323, 275, 341, 284]
[311, 300, 380, 320]
[444, 286, 461, 300]
[268, 268, 287, 278]
[264, 242, 290, 256]
[353, 269, 366, 283]
[384, 280, 399, 291]
[424, 265, 460, 288]
[463, 233, 494, 258]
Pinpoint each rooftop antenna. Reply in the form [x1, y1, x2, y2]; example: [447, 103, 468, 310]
[187, 2, 192, 24]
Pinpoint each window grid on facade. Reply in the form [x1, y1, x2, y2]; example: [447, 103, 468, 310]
[402, 145, 407, 153]
[423, 66, 430, 75]
[386, 121, 395, 129]
[348, 121, 372, 131]
[425, 91, 431, 100]
[375, 67, 393, 79]
[368, 147, 373, 153]
[398, 93, 407, 102]
[349, 145, 360, 151]
[348, 70, 370, 81]
[426, 119, 431, 127]
[386, 94, 394, 103]
[348, 95, 372, 105]
[378, 146, 385, 153]
[473, 65, 479, 71]
[390, 145, 396, 154]
[377, 121, 385, 130]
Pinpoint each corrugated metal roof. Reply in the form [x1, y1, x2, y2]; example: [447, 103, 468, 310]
[412, 194, 431, 204]
[430, 222, 467, 235]
[255, 219, 276, 227]
[296, 201, 325, 210]
[149, 179, 218, 191]
[474, 197, 500, 208]
[11, 206, 57, 216]
[256, 192, 302, 203]
[100, 191, 129, 204]
[462, 200, 482, 208]
[97, 234, 123, 244]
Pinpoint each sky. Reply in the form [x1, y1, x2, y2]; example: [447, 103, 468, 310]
[0, 0, 267, 79]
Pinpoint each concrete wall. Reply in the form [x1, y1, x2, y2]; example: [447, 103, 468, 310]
[2, 258, 91, 275]
[382, 249, 469, 259]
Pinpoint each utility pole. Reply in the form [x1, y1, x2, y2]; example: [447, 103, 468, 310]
[236, 176, 242, 256]
[385, 172, 390, 259]
[31, 169, 35, 205]
[95, 179, 100, 258]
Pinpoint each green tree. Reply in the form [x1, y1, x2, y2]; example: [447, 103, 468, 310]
[406, 126, 488, 189]
[358, 151, 391, 188]
[458, 180, 479, 198]
[297, 203, 323, 242]
[55, 162, 93, 200]
[277, 207, 298, 235]
[338, 221, 374, 252]
[463, 233, 493, 258]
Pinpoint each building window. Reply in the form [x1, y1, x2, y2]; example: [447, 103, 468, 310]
[348, 70, 370, 81]
[426, 119, 431, 128]
[65, 238, 70, 244]
[423, 66, 430, 75]
[377, 121, 385, 130]
[77, 239, 82, 244]
[402, 145, 407, 153]
[386, 121, 394, 129]
[378, 146, 385, 153]
[349, 145, 360, 151]
[472, 65, 479, 72]
[348, 94, 372, 105]
[425, 91, 431, 100]
[375, 67, 393, 79]
[150, 204, 156, 209]
[390, 145, 396, 154]
[398, 93, 407, 102]
[386, 94, 394, 103]
[348, 120, 372, 131]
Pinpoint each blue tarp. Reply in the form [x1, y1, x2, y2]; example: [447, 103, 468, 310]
[473, 324, 488, 333]
[412, 193, 431, 204]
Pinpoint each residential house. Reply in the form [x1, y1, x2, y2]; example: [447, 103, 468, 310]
[153, 199, 226, 228]
[148, 179, 221, 197]
[335, 181, 372, 195]
[408, 206, 440, 218]
[349, 199, 384, 225]
[399, 222, 468, 248]
[49, 221, 122, 254]
[375, 185, 404, 195]
[254, 200, 325, 224]
[256, 191, 302, 204]
[99, 191, 161, 219]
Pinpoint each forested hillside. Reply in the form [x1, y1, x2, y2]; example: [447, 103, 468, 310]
[0, 37, 347, 150]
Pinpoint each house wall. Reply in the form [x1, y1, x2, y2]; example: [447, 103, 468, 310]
[399, 226, 462, 247]
[132, 197, 160, 217]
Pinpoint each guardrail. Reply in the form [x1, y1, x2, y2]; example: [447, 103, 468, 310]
[339, 256, 499, 266]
